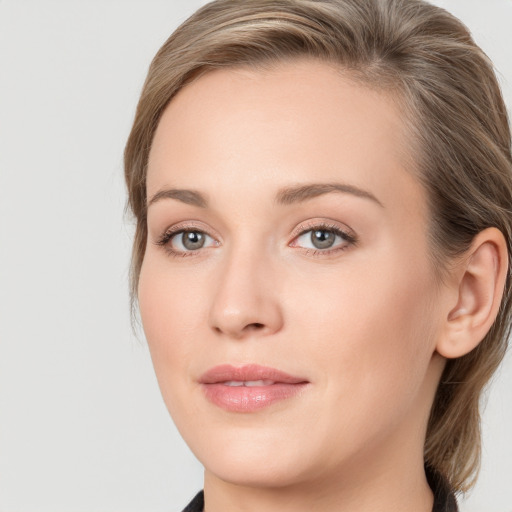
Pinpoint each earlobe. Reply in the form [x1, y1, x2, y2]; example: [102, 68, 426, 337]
[436, 227, 508, 359]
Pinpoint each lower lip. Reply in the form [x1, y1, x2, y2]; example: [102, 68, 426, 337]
[202, 382, 308, 412]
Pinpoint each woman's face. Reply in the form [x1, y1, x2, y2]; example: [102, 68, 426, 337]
[139, 59, 447, 488]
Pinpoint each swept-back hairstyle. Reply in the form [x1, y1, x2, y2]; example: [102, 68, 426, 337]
[124, 0, 512, 492]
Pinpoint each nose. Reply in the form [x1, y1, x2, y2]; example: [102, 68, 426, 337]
[208, 245, 284, 340]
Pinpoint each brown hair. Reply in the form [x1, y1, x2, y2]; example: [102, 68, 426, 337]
[124, 0, 512, 492]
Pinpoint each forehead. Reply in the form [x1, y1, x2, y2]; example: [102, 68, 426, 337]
[147, 58, 423, 217]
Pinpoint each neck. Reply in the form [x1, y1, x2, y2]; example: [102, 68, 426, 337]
[203, 451, 434, 512]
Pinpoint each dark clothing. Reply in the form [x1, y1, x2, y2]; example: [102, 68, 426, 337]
[182, 490, 204, 512]
[427, 466, 459, 512]
[182, 467, 458, 512]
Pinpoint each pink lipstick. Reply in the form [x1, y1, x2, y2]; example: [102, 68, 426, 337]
[199, 364, 309, 412]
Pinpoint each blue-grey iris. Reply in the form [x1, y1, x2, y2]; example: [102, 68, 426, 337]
[182, 231, 205, 250]
[311, 230, 335, 249]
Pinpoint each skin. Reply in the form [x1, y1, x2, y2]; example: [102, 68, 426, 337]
[138, 58, 505, 511]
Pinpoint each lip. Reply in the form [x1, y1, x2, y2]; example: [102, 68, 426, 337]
[199, 364, 309, 413]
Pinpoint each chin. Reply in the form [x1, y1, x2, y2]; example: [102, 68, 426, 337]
[180, 418, 331, 488]
[203, 449, 310, 488]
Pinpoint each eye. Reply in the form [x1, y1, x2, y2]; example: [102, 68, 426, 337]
[174, 230, 213, 251]
[157, 228, 217, 255]
[291, 225, 356, 253]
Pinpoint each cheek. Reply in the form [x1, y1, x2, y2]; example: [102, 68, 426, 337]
[137, 254, 206, 393]
[138, 249, 209, 330]
[276, 261, 440, 469]
[284, 253, 439, 404]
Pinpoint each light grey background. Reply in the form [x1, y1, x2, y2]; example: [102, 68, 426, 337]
[0, 1, 510, 511]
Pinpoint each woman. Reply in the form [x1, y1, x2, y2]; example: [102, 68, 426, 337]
[124, 0, 512, 510]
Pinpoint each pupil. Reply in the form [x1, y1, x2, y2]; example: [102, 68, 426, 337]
[311, 230, 335, 249]
[183, 231, 205, 250]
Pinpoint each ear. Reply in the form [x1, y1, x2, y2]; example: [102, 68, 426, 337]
[436, 227, 509, 359]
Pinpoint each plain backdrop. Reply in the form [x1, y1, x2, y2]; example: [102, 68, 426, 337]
[0, 1, 511, 511]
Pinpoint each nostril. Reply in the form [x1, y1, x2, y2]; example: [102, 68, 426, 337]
[247, 322, 265, 330]
[212, 321, 266, 336]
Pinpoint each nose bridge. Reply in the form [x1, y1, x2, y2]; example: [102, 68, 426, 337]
[208, 236, 283, 339]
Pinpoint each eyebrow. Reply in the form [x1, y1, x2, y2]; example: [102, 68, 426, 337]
[147, 182, 383, 209]
[275, 182, 383, 207]
[147, 188, 208, 208]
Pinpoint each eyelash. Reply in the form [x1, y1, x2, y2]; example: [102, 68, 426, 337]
[154, 222, 358, 259]
[291, 222, 358, 256]
[154, 222, 215, 258]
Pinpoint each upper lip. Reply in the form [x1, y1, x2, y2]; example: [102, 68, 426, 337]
[199, 364, 308, 384]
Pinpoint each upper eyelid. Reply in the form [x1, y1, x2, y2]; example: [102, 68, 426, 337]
[161, 221, 220, 238]
[291, 219, 355, 239]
